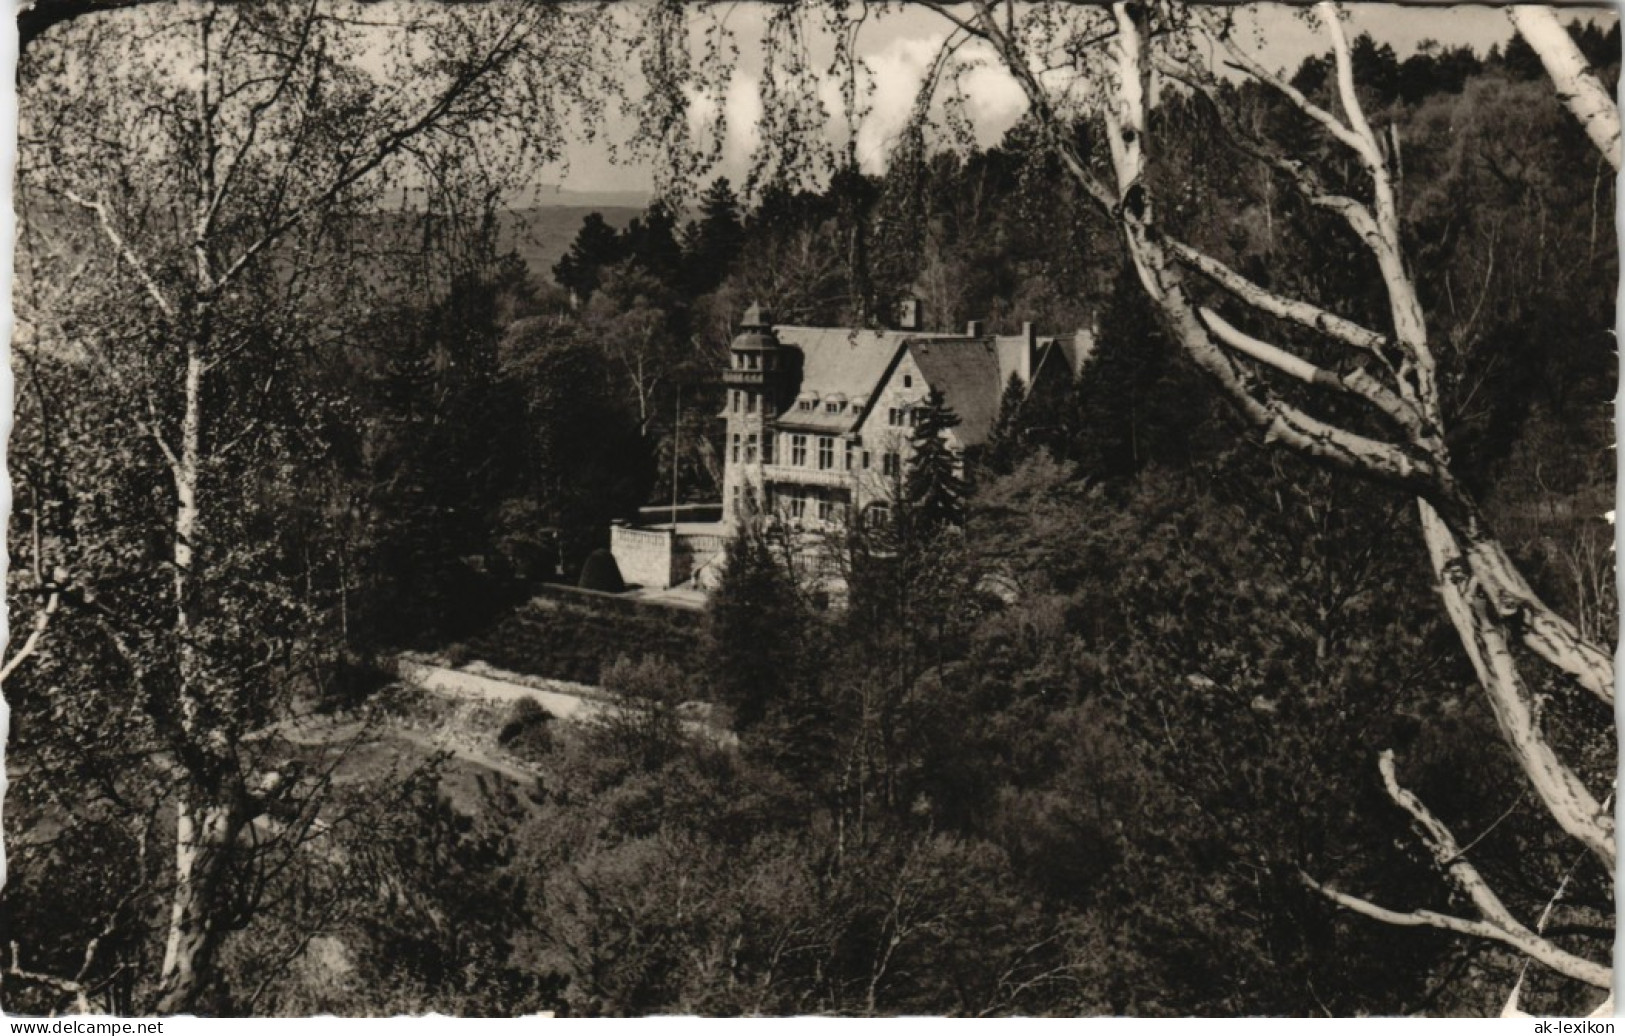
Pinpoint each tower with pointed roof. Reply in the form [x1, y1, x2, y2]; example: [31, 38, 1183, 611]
[721, 304, 792, 527]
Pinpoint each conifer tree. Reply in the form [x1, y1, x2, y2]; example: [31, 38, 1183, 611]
[981, 373, 1029, 477]
[904, 388, 968, 536]
[705, 524, 806, 731]
[684, 177, 745, 294]
[621, 201, 685, 287]
[552, 212, 624, 304]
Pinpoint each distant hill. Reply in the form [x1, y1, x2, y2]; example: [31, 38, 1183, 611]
[16, 186, 651, 294]
[527, 188, 653, 209]
[498, 206, 644, 287]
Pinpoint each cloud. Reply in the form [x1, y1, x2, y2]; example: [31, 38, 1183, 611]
[685, 70, 764, 182]
[679, 27, 1035, 185]
[853, 35, 1031, 172]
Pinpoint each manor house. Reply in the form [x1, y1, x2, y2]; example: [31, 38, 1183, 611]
[721, 303, 1093, 530]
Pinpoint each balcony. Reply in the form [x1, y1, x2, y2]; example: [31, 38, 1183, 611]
[761, 463, 851, 489]
[722, 368, 767, 387]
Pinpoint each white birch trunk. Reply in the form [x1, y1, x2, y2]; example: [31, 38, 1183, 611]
[155, 338, 245, 1013]
[1045, 1, 1616, 988]
[1508, 7, 1622, 171]
[155, 796, 246, 1014]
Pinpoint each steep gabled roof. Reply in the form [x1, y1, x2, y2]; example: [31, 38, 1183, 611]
[905, 337, 1004, 447]
[771, 326, 955, 433]
[993, 335, 1030, 389]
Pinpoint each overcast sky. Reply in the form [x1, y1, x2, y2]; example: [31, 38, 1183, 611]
[545, 2, 1618, 197]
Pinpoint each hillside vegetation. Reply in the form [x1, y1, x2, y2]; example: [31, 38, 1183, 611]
[5, 6, 1615, 1017]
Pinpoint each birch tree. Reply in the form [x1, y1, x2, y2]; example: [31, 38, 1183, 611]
[10, 1, 611, 1012]
[937, 1, 1613, 1004]
[645, 0, 1614, 1008]
[1508, 6, 1621, 170]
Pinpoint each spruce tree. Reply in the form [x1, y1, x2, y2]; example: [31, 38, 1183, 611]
[981, 372, 1029, 477]
[621, 200, 685, 287]
[904, 388, 968, 536]
[552, 212, 624, 304]
[684, 177, 745, 294]
[705, 525, 806, 731]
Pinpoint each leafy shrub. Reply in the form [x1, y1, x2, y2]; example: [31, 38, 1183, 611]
[578, 549, 627, 593]
[497, 696, 555, 760]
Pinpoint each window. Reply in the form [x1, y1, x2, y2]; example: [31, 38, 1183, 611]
[731, 434, 740, 463]
[862, 450, 871, 470]
[818, 499, 834, 523]
[790, 434, 808, 466]
[746, 352, 759, 370]
[745, 434, 758, 463]
[731, 390, 740, 413]
[903, 374, 913, 388]
[844, 442, 854, 470]
[789, 496, 806, 519]
[883, 451, 900, 477]
[817, 437, 834, 470]
[799, 399, 813, 412]
[746, 393, 756, 414]
[826, 401, 841, 414]
[888, 407, 901, 427]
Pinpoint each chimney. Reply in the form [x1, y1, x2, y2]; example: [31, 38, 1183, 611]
[897, 298, 922, 331]
[966, 319, 985, 337]
[1020, 321, 1037, 383]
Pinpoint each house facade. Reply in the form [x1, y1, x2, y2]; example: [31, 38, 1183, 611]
[720, 304, 1093, 531]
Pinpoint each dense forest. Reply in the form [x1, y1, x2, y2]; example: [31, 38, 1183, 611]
[4, 2, 1616, 1018]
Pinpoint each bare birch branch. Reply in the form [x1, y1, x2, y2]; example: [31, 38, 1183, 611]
[1212, 22, 1367, 158]
[1154, 55, 1381, 237]
[1, 586, 62, 685]
[6, 942, 94, 1015]
[1508, 6, 1621, 171]
[1198, 307, 1423, 436]
[1303, 750, 1610, 989]
[1419, 505, 1615, 868]
[1465, 541, 1615, 706]
[1166, 237, 1390, 350]
[58, 189, 177, 320]
[1305, 875, 1610, 989]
